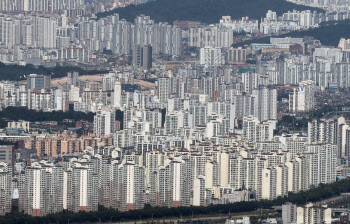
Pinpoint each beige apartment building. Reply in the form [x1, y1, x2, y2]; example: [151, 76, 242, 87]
[26, 133, 113, 156]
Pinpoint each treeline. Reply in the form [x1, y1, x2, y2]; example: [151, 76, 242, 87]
[0, 62, 106, 81]
[96, 0, 322, 24]
[1, 178, 349, 224]
[233, 20, 350, 48]
[278, 115, 309, 130]
[277, 105, 335, 132]
[0, 107, 127, 128]
[309, 105, 335, 118]
[0, 107, 95, 127]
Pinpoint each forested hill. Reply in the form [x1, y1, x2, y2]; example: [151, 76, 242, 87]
[96, 0, 324, 24]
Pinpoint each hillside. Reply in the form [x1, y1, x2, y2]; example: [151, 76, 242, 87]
[233, 20, 350, 47]
[96, 0, 323, 24]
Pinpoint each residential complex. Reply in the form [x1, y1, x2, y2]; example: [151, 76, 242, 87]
[0, 1, 350, 222]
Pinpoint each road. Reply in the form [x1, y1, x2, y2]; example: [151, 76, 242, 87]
[81, 195, 349, 224]
[100, 195, 349, 224]
[314, 195, 348, 206]
[102, 210, 277, 224]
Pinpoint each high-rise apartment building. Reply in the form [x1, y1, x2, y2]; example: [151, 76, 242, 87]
[193, 175, 206, 206]
[133, 44, 152, 71]
[226, 47, 247, 64]
[67, 163, 98, 212]
[94, 108, 116, 135]
[306, 143, 337, 185]
[261, 165, 288, 200]
[289, 80, 315, 112]
[200, 46, 223, 66]
[0, 162, 12, 215]
[67, 71, 79, 87]
[118, 162, 145, 211]
[282, 203, 297, 224]
[242, 116, 276, 143]
[0, 145, 13, 165]
[308, 118, 337, 144]
[156, 77, 171, 103]
[113, 81, 122, 109]
[296, 203, 332, 224]
[18, 162, 64, 216]
[189, 26, 234, 48]
[102, 73, 117, 91]
[252, 87, 277, 122]
[229, 156, 268, 199]
[0, 0, 84, 11]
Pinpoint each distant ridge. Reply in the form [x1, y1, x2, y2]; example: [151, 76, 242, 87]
[96, 0, 324, 24]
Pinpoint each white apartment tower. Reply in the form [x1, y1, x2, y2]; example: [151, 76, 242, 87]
[296, 204, 332, 224]
[242, 116, 275, 143]
[308, 118, 336, 144]
[289, 80, 315, 112]
[306, 143, 337, 185]
[252, 87, 277, 122]
[200, 46, 223, 66]
[0, 162, 12, 215]
[282, 203, 297, 224]
[193, 175, 206, 206]
[229, 156, 268, 199]
[94, 108, 116, 135]
[114, 81, 122, 109]
[118, 162, 145, 211]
